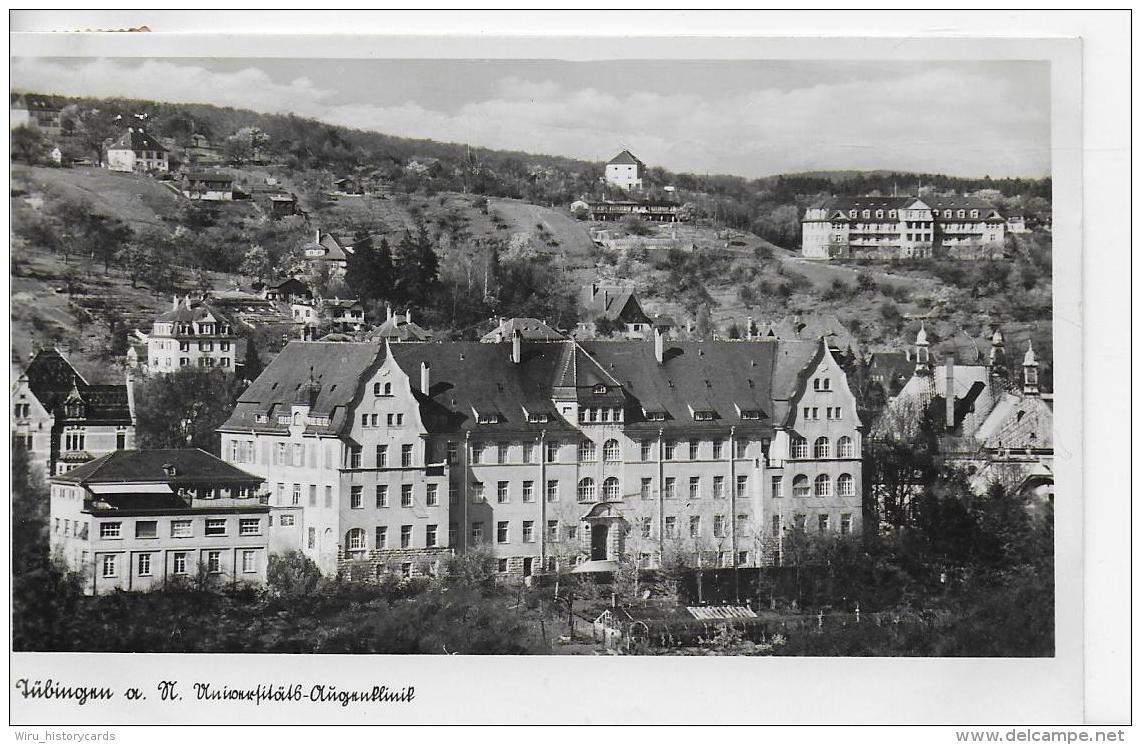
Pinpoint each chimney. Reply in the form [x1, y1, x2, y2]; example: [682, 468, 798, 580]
[746, 316, 754, 340]
[386, 304, 393, 322]
[125, 367, 136, 421]
[172, 295, 179, 311]
[512, 329, 523, 364]
[653, 326, 665, 364]
[420, 361, 431, 394]
[406, 308, 412, 325]
[1022, 341, 1039, 396]
[944, 352, 955, 431]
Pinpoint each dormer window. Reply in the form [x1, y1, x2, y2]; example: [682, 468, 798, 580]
[862, 210, 870, 219]
[957, 209, 965, 218]
[477, 413, 501, 425]
[740, 410, 762, 421]
[255, 414, 268, 424]
[527, 412, 549, 424]
[645, 411, 667, 422]
[65, 403, 85, 418]
[970, 209, 979, 218]
[944, 210, 952, 218]
[593, 384, 607, 394]
[693, 410, 716, 422]
[875, 210, 883, 218]
[889, 210, 897, 218]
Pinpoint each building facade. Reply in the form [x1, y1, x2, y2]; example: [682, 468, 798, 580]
[11, 348, 135, 478]
[141, 297, 241, 373]
[49, 449, 268, 595]
[105, 128, 169, 173]
[10, 93, 62, 136]
[218, 334, 864, 578]
[182, 172, 235, 201]
[604, 150, 645, 190]
[802, 196, 1005, 260]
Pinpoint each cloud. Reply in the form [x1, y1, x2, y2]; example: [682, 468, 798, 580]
[10, 57, 1049, 178]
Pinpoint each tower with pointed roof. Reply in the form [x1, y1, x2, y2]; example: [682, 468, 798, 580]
[914, 323, 932, 376]
[1022, 340, 1039, 396]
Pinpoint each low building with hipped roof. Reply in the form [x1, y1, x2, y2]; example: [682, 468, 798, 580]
[49, 448, 269, 595]
[367, 306, 433, 343]
[217, 330, 864, 578]
[480, 317, 567, 343]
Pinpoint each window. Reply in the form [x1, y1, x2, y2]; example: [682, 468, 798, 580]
[578, 440, 596, 462]
[713, 515, 727, 538]
[664, 477, 676, 499]
[496, 442, 508, 464]
[814, 437, 831, 459]
[171, 520, 192, 538]
[135, 521, 157, 539]
[840, 514, 852, 535]
[101, 555, 117, 578]
[427, 483, 439, 506]
[375, 526, 388, 549]
[349, 446, 362, 469]
[565, 526, 577, 541]
[350, 486, 363, 509]
[402, 444, 413, 467]
[640, 441, 652, 461]
[100, 522, 122, 539]
[545, 440, 560, 463]
[239, 518, 261, 536]
[735, 438, 749, 459]
[401, 562, 413, 579]
[135, 553, 153, 576]
[292, 483, 301, 506]
[205, 519, 227, 536]
[206, 550, 222, 574]
[523, 443, 535, 463]
[325, 486, 333, 508]
[603, 439, 621, 462]
[818, 514, 830, 534]
[771, 476, 783, 498]
[838, 436, 855, 458]
[307, 527, 316, 549]
[794, 514, 807, 531]
[376, 485, 389, 508]
[64, 430, 85, 452]
[497, 521, 509, 544]
[497, 559, 509, 574]
[242, 550, 257, 573]
[116, 431, 126, 450]
[713, 475, 725, 499]
[426, 524, 438, 547]
[688, 439, 700, 460]
[791, 437, 809, 459]
[449, 524, 457, 546]
[689, 476, 701, 500]
[577, 478, 596, 503]
[735, 475, 748, 498]
[308, 484, 317, 506]
[793, 475, 810, 497]
[401, 484, 413, 508]
[772, 515, 782, 537]
[602, 477, 620, 501]
[173, 552, 188, 575]
[376, 445, 388, 467]
[664, 516, 676, 538]
[546, 480, 559, 503]
[472, 442, 485, 464]
[280, 514, 295, 527]
[447, 442, 458, 464]
[522, 481, 534, 503]
[640, 477, 653, 500]
[713, 440, 724, 459]
[497, 481, 510, 503]
[522, 521, 535, 543]
[664, 441, 676, 460]
[400, 525, 412, 549]
[838, 473, 856, 497]
[815, 474, 832, 497]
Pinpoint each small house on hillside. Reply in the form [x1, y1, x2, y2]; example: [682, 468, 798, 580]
[604, 150, 645, 190]
[10, 93, 62, 135]
[577, 284, 653, 339]
[301, 231, 354, 279]
[105, 128, 168, 173]
[182, 171, 234, 201]
[263, 277, 312, 304]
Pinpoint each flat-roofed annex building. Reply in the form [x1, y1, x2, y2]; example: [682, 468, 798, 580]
[218, 332, 863, 578]
[49, 449, 269, 595]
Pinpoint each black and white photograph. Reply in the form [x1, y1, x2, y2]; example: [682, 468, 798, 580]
[6, 10, 1124, 730]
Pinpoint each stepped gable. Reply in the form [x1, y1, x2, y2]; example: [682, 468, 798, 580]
[219, 341, 383, 436]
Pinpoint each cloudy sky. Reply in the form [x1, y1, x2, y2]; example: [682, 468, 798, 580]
[11, 57, 1050, 179]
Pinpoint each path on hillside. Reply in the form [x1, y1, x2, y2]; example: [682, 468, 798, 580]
[772, 246, 941, 294]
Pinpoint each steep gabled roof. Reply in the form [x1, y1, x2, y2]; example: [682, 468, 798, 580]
[581, 285, 649, 323]
[607, 150, 644, 167]
[976, 393, 1053, 452]
[52, 448, 261, 486]
[219, 341, 384, 436]
[369, 314, 433, 342]
[21, 348, 131, 423]
[107, 128, 167, 154]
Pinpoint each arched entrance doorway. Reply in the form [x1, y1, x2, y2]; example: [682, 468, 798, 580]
[591, 522, 609, 561]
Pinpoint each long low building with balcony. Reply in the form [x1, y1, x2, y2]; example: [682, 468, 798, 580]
[218, 331, 865, 580]
[49, 448, 269, 595]
[801, 195, 1005, 260]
